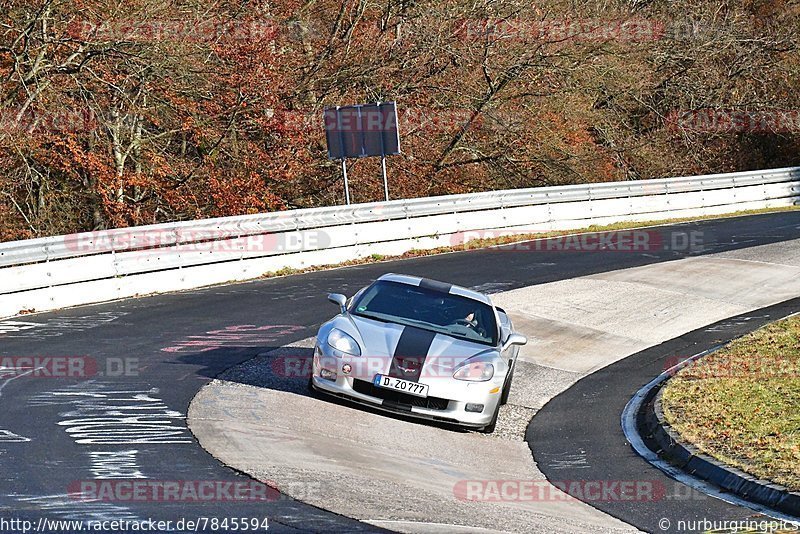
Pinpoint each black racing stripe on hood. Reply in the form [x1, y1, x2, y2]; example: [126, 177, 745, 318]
[388, 326, 436, 382]
[418, 278, 452, 294]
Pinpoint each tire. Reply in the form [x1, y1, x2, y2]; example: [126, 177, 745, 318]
[500, 364, 515, 406]
[480, 399, 501, 434]
[307, 375, 318, 397]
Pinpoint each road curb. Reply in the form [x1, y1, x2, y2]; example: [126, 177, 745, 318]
[638, 355, 800, 518]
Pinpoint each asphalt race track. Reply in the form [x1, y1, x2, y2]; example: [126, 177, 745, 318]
[2, 211, 800, 532]
[529, 297, 800, 533]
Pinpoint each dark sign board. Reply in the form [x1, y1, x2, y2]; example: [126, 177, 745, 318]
[324, 102, 400, 160]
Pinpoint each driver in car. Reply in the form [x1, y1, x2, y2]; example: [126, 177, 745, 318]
[464, 310, 477, 326]
[460, 309, 488, 338]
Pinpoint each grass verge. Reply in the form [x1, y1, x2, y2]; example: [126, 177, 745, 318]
[661, 314, 800, 492]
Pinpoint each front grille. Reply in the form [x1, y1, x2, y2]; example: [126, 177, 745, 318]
[352, 379, 450, 411]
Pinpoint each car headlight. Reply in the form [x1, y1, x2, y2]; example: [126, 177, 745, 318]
[327, 328, 361, 356]
[453, 361, 494, 381]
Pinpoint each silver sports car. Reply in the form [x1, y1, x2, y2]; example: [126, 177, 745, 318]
[309, 273, 527, 433]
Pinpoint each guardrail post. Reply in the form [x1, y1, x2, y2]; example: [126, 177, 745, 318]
[623, 184, 631, 217]
[173, 226, 181, 283]
[545, 192, 553, 230]
[44, 241, 52, 308]
[700, 180, 707, 209]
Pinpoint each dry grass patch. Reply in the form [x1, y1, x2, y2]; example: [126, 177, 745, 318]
[662, 314, 800, 491]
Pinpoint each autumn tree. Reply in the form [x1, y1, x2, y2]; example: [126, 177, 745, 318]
[1, 0, 798, 241]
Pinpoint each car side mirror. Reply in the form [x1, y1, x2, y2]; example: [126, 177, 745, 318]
[502, 333, 528, 351]
[500, 326, 512, 344]
[327, 293, 347, 314]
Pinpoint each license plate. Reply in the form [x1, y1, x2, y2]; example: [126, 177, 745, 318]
[373, 374, 429, 398]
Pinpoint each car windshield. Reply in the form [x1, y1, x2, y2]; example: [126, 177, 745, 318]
[350, 280, 499, 346]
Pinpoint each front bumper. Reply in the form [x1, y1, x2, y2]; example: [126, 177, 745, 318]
[311, 342, 503, 427]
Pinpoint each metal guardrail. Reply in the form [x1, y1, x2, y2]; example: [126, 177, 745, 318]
[0, 165, 799, 318]
[1, 166, 799, 269]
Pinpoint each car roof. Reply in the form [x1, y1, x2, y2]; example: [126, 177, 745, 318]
[376, 273, 493, 305]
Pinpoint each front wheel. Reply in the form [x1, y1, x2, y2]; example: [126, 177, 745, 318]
[479, 399, 501, 434]
[307, 375, 319, 398]
[500, 364, 515, 405]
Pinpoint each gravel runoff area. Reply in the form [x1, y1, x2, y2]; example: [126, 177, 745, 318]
[662, 313, 800, 492]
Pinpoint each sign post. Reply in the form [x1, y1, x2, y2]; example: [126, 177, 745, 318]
[324, 102, 401, 205]
[341, 159, 351, 205]
[381, 155, 389, 202]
